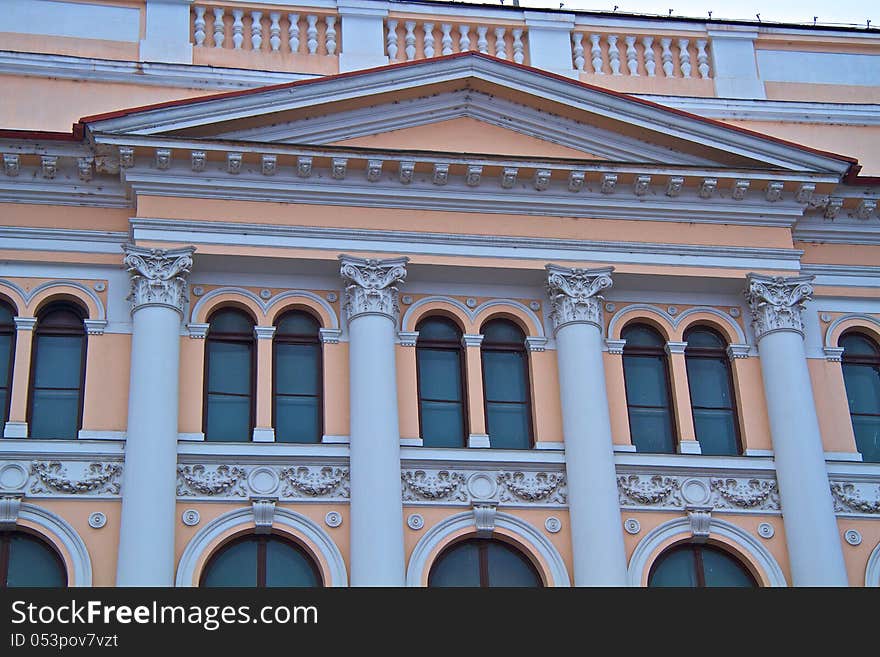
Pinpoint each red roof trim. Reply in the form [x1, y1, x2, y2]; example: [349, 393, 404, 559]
[0, 128, 80, 142]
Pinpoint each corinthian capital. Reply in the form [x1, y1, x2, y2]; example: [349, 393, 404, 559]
[122, 244, 195, 315]
[545, 264, 614, 332]
[339, 254, 409, 323]
[745, 273, 814, 341]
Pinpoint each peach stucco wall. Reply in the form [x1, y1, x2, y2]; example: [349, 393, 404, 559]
[809, 358, 859, 454]
[82, 333, 130, 432]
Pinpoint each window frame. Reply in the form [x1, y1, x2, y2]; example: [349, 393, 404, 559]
[427, 537, 544, 588]
[202, 308, 256, 442]
[0, 302, 16, 433]
[272, 310, 324, 444]
[840, 331, 880, 462]
[620, 323, 677, 453]
[26, 302, 88, 440]
[683, 325, 743, 456]
[479, 320, 535, 450]
[199, 533, 323, 588]
[0, 528, 68, 588]
[648, 542, 757, 588]
[415, 316, 469, 449]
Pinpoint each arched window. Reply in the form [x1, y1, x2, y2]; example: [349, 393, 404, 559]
[481, 319, 533, 449]
[0, 530, 67, 587]
[204, 308, 254, 442]
[28, 302, 87, 440]
[840, 332, 880, 462]
[200, 534, 322, 587]
[416, 316, 467, 448]
[648, 543, 757, 587]
[428, 538, 543, 587]
[684, 326, 742, 456]
[0, 302, 16, 436]
[621, 324, 676, 453]
[273, 311, 322, 444]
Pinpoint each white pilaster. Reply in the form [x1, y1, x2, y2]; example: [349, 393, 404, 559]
[139, 0, 194, 64]
[340, 254, 408, 586]
[338, 0, 389, 72]
[708, 27, 765, 99]
[116, 245, 194, 586]
[745, 273, 847, 586]
[546, 264, 627, 586]
[524, 12, 578, 79]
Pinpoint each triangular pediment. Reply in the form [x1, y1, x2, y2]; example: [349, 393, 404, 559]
[81, 53, 855, 175]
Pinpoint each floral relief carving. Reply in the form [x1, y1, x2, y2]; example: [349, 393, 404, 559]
[123, 244, 194, 314]
[29, 462, 122, 495]
[711, 478, 778, 508]
[280, 466, 350, 498]
[177, 465, 246, 497]
[497, 471, 567, 503]
[339, 255, 408, 322]
[545, 264, 613, 331]
[831, 482, 880, 514]
[401, 470, 467, 502]
[744, 273, 814, 340]
[617, 474, 679, 505]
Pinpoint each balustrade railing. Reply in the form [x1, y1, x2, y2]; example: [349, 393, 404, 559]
[385, 18, 528, 65]
[571, 31, 711, 79]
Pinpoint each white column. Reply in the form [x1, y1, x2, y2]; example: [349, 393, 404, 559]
[116, 245, 194, 586]
[546, 265, 627, 586]
[745, 273, 847, 586]
[340, 254, 408, 586]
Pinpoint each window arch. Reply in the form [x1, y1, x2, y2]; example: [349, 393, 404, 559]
[28, 302, 87, 440]
[204, 308, 255, 442]
[273, 310, 322, 444]
[621, 323, 676, 453]
[416, 316, 467, 448]
[200, 534, 322, 588]
[0, 530, 67, 587]
[648, 543, 757, 587]
[684, 326, 742, 456]
[480, 319, 533, 449]
[0, 302, 16, 437]
[840, 332, 880, 462]
[428, 537, 543, 587]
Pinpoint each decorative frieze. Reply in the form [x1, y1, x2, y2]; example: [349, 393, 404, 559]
[339, 255, 408, 323]
[402, 470, 468, 502]
[711, 478, 777, 508]
[175, 463, 350, 501]
[616, 472, 781, 513]
[280, 466, 349, 498]
[744, 273, 814, 340]
[177, 464, 247, 497]
[401, 468, 568, 507]
[830, 482, 880, 515]
[545, 264, 614, 332]
[29, 461, 122, 496]
[123, 244, 195, 315]
[497, 471, 566, 504]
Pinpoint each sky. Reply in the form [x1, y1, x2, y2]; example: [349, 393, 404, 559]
[453, 0, 878, 28]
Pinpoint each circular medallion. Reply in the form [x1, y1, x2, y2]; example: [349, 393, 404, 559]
[757, 522, 775, 539]
[192, 286, 204, 297]
[407, 514, 425, 531]
[247, 467, 280, 496]
[325, 511, 343, 528]
[729, 307, 741, 318]
[845, 529, 862, 546]
[667, 306, 678, 316]
[182, 509, 200, 527]
[544, 517, 562, 534]
[260, 289, 272, 300]
[466, 473, 498, 501]
[0, 463, 28, 492]
[529, 301, 541, 311]
[680, 478, 711, 506]
[88, 512, 107, 529]
[624, 518, 641, 535]
[93, 282, 106, 292]
[326, 292, 338, 303]
[820, 312, 832, 323]
[401, 295, 413, 305]
[466, 298, 477, 308]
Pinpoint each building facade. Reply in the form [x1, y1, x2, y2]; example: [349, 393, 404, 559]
[0, 0, 878, 587]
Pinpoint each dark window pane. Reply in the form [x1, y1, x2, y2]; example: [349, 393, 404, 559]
[29, 388, 80, 439]
[275, 312, 319, 337]
[482, 320, 524, 345]
[0, 334, 12, 387]
[0, 304, 14, 326]
[623, 355, 670, 407]
[265, 539, 320, 587]
[693, 408, 739, 456]
[417, 317, 461, 342]
[482, 351, 527, 402]
[842, 363, 880, 414]
[428, 541, 481, 587]
[486, 402, 530, 449]
[852, 415, 880, 463]
[207, 342, 252, 395]
[485, 542, 541, 587]
[649, 546, 698, 587]
[5, 534, 66, 587]
[420, 400, 465, 448]
[701, 548, 756, 587]
[417, 348, 462, 402]
[686, 357, 733, 408]
[205, 394, 251, 442]
[274, 395, 321, 444]
[685, 328, 725, 349]
[32, 336, 82, 389]
[201, 539, 258, 587]
[209, 309, 253, 335]
[275, 343, 320, 396]
[622, 324, 664, 347]
[0, 390, 7, 431]
[841, 333, 879, 357]
[628, 407, 675, 453]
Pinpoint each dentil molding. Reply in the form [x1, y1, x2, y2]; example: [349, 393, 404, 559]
[545, 264, 614, 333]
[744, 273, 814, 340]
[123, 244, 195, 315]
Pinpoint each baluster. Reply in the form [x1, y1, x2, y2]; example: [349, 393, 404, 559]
[590, 34, 603, 73]
[213, 8, 225, 48]
[642, 36, 655, 76]
[625, 35, 638, 75]
[696, 39, 710, 78]
[386, 20, 398, 60]
[477, 26, 489, 54]
[660, 37, 673, 76]
[678, 38, 691, 78]
[424, 23, 435, 58]
[494, 27, 507, 59]
[608, 35, 621, 75]
[306, 15, 318, 54]
[571, 33, 584, 71]
[288, 14, 300, 53]
[193, 7, 206, 46]
[441, 24, 453, 56]
[512, 29, 524, 64]
[250, 12, 262, 50]
[269, 13, 281, 51]
[326, 16, 337, 55]
[232, 10, 244, 49]
[459, 24, 470, 51]
[404, 21, 416, 60]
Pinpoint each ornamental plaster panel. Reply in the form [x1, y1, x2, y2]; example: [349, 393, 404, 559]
[176, 463, 350, 502]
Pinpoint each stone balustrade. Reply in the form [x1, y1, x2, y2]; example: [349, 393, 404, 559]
[572, 30, 711, 79]
[384, 17, 528, 65]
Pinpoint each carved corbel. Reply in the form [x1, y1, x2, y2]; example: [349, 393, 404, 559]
[686, 506, 712, 543]
[252, 498, 277, 535]
[0, 496, 22, 529]
[473, 503, 497, 538]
